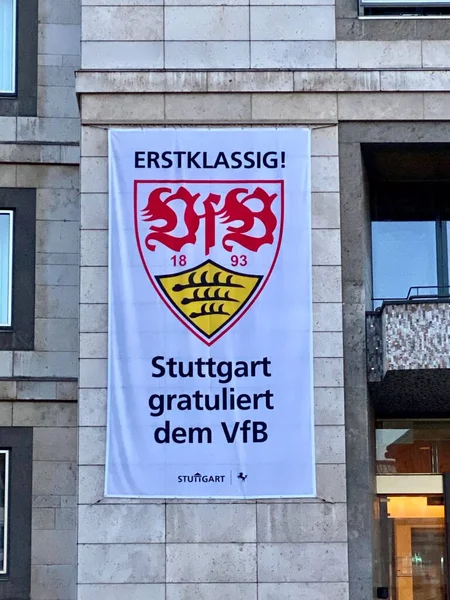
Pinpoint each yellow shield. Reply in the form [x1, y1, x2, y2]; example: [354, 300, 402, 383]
[156, 260, 262, 339]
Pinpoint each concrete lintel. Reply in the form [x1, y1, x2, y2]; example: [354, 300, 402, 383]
[0, 143, 80, 165]
[76, 69, 450, 95]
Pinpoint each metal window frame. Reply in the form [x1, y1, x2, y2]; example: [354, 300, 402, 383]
[0, 0, 37, 116]
[442, 473, 450, 600]
[9, 0, 16, 94]
[0, 451, 10, 577]
[0, 0, 17, 95]
[0, 428, 32, 600]
[0, 211, 13, 328]
[361, 0, 450, 6]
[0, 189, 36, 351]
[371, 219, 440, 306]
[371, 218, 450, 309]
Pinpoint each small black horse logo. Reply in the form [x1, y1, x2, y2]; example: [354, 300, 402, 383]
[238, 472, 248, 481]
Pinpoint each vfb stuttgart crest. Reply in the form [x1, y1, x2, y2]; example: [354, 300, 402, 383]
[134, 179, 284, 345]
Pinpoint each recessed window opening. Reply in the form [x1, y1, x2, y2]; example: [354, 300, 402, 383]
[0, 0, 16, 94]
[368, 154, 450, 308]
[371, 189, 450, 306]
[0, 210, 13, 327]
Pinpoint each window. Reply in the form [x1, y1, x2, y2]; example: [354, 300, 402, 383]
[360, 0, 450, 17]
[0, 429, 32, 600]
[0, 0, 37, 116]
[372, 221, 438, 303]
[0, 451, 9, 576]
[0, 212, 13, 327]
[376, 420, 450, 474]
[0, 0, 16, 94]
[0, 189, 35, 351]
[371, 182, 450, 307]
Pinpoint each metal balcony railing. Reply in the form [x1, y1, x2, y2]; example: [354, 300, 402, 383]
[372, 287, 450, 312]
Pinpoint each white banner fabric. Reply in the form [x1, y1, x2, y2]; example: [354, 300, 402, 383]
[106, 128, 314, 498]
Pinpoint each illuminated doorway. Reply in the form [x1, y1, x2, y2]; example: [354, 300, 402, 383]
[379, 494, 446, 600]
[375, 421, 450, 599]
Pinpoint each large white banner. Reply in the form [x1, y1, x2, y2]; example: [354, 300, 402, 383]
[106, 128, 314, 498]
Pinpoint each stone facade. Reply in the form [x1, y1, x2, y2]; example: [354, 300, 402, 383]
[75, 2, 450, 600]
[0, 0, 80, 598]
[0, 0, 449, 597]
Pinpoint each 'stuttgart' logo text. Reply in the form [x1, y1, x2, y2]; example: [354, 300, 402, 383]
[178, 471, 225, 483]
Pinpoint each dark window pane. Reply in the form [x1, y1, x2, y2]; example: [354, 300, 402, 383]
[372, 221, 437, 301]
[377, 421, 450, 474]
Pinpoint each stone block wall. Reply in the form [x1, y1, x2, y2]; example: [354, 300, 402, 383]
[80, 2, 336, 70]
[0, 166, 79, 600]
[28, 402, 77, 600]
[74, 3, 450, 600]
[79, 0, 450, 71]
[0, 0, 81, 370]
[0, 0, 81, 598]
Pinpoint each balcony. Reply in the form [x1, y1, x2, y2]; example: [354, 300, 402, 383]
[367, 290, 450, 416]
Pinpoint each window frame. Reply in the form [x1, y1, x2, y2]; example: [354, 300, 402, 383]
[0, 189, 36, 351]
[0, 0, 37, 116]
[359, 0, 450, 16]
[360, 0, 450, 9]
[0, 211, 13, 328]
[0, 0, 17, 95]
[0, 451, 10, 577]
[376, 419, 450, 475]
[370, 182, 450, 305]
[0, 429, 32, 600]
[371, 220, 440, 305]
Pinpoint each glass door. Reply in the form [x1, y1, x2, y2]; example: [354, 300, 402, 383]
[380, 495, 446, 600]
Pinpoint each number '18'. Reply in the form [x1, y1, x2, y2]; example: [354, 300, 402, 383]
[171, 255, 187, 266]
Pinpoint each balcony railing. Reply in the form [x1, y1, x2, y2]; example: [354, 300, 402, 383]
[373, 287, 450, 310]
[367, 292, 450, 383]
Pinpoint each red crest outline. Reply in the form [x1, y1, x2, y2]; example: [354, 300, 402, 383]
[134, 179, 284, 346]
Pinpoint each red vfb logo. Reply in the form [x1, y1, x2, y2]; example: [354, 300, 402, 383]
[134, 180, 284, 345]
